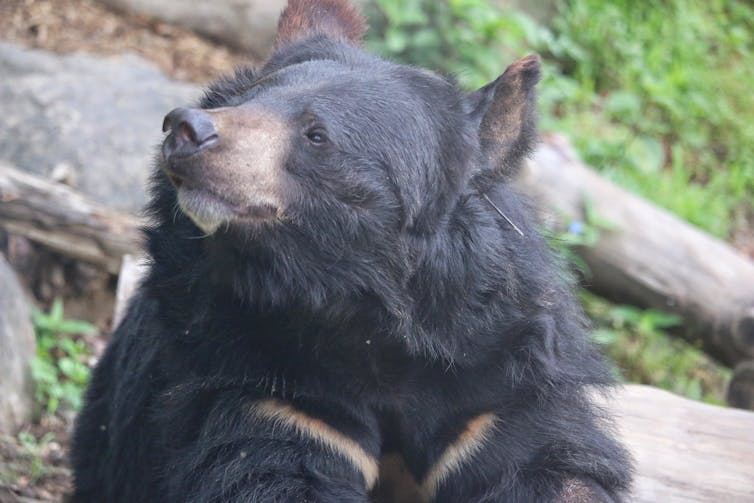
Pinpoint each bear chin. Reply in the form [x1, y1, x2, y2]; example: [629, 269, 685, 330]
[176, 185, 279, 235]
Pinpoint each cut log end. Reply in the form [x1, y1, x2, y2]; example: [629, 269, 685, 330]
[736, 312, 754, 348]
[728, 360, 754, 411]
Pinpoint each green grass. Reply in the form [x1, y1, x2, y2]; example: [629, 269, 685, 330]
[540, 0, 754, 238]
[366, 0, 745, 402]
[31, 299, 96, 415]
[16, 431, 56, 484]
[581, 292, 731, 404]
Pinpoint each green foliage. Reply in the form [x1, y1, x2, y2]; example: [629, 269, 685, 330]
[582, 291, 731, 404]
[540, 0, 754, 238]
[0, 431, 56, 486]
[31, 299, 95, 415]
[16, 431, 55, 483]
[546, 206, 731, 404]
[366, 0, 754, 238]
[546, 197, 618, 278]
[366, 0, 537, 89]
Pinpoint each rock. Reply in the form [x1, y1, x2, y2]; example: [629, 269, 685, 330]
[0, 254, 36, 433]
[99, 0, 288, 58]
[97, 0, 373, 58]
[0, 42, 201, 213]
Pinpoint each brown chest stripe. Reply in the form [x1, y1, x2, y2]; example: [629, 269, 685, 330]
[251, 399, 379, 490]
[421, 413, 498, 500]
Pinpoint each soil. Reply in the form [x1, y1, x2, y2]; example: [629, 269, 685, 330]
[733, 225, 754, 260]
[0, 0, 252, 84]
[0, 418, 72, 503]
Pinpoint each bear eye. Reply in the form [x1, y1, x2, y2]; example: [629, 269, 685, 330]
[305, 127, 328, 146]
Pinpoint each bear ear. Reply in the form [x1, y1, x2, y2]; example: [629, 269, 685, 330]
[276, 0, 367, 47]
[468, 54, 541, 181]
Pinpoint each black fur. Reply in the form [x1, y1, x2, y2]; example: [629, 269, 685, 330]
[71, 5, 632, 501]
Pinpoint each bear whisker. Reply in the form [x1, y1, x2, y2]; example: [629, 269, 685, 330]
[481, 192, 525, 237]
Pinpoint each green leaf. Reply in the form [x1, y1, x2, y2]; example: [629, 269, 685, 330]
[46, 395, 60, 415]
[55, 318, 97, 335]
[642, 310, 682, 329]
[30, 358, 58, 385]
[605, 91, 641, 121]
[583, 197, 619, 232]
[591, 328, 617, 345]
[49, 298, 64, 323]
[608, 305, 644, 326]
[385, 28, 408, 53]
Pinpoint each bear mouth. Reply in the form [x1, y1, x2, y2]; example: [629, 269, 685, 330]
[170, 175, 279, 234]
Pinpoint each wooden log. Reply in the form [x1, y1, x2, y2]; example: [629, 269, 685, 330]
[728, 360, 754, 410]
[601, 385, 754, 503]
[113, 254, 149, 327]
[0, 163, 142, 274]
[517, 134, 754, 366]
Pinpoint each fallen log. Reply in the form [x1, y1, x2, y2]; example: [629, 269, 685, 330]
[113, 253, 149, 327]
[601, 385, 754, 503]
[0, 163, 142, 274]
[517, 134, 754, 366]
[728, 360, 754, 410]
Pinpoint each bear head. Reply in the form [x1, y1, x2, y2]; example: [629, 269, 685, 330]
[151, 0, 543, 359]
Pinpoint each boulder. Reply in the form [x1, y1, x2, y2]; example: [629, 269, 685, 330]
[0, 254, 36, 433]
[0, 42, 201, 213]
[99, 0, 287, 58]
[97, 0, 379, 58]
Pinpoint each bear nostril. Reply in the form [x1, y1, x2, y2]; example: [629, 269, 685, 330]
[178, 123, 198, 145]
[162, 107, 219, 161]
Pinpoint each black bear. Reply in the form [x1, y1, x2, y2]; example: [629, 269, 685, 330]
[71, 0, 632, 501]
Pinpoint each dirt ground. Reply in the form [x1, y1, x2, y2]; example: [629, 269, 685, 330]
[0, 0, 252, 84]
[0, 418, 71, 503]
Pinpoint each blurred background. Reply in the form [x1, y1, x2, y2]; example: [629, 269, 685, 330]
[0, 0, 752, 500]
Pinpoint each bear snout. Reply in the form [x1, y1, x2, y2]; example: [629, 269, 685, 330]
[160, 105, 293, 234]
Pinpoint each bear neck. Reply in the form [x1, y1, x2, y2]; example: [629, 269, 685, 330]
[144, 181, 593, 374]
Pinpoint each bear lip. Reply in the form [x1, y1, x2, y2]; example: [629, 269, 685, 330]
[185, 184, 277, 218]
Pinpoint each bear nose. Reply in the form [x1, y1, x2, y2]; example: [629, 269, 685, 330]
[161, 107, 218, 161]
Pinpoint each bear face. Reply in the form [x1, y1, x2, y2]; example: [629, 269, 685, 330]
[164, 49, 475, 236]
